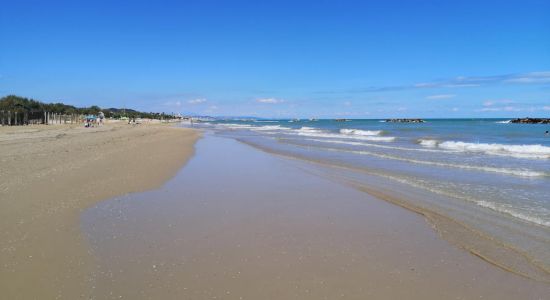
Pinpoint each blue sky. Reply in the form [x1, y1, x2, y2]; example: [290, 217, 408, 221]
[1, 0, 549, 118]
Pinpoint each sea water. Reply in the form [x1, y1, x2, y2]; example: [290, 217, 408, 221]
[189, 118, 550, 278]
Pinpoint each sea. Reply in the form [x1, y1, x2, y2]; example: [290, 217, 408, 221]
[189, 118, 550, 279]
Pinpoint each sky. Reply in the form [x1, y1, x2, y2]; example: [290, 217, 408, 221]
[1, 0, 549, 118]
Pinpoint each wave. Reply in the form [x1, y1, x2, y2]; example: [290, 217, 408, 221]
[215, 123, 293, 132]
[296, 132, 395, 142]
[216, 123, 253, 129]
[402, 178, 550, 227]
[476, 201, 550, 227]
[438, 141, 550, 159]
[395, 175, 550, 227]
[295, 127, 396, 142]
[416, 139, 550, 159]
[215, 125, 396, 142]
[496, 120, 512, 124]
[379, 173, 550, 227]
[298, 126, 321, 133]
[311, 146, 547, 178]
[251, 125, 291, 131]
[418, 139, 438, 148]
[302, 138, 443, 153]
[340, 129, 382, 136]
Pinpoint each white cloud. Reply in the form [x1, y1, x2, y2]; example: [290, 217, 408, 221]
[476, 104, 550, 112]
[426, 94, 455, 100]
[483, 99, 513, 107]
[188, 98, 207, 104]
[334, 110, 370, 116]
[504, 72, 550, 84]
[344, 71, 550, 94]
[163, 100, 182, 107]
[479, 106, 520, 112]
[257, 98, 284, 104]
[444, 83, 481, 88]
[414, 82, 435, 88]
[506, 78, 547, 83]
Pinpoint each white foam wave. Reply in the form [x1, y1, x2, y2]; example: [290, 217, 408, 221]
[380, 174, 550, 227]
[418, 139, 438, 148]
[314, 146, 546, 178]
[390, 175, 550, 227]
[298, 126, 321, 132]
[216, 123, 253, 129]
[216, 123, 293, 132]
[340, 129, 382, 136]
[303, 138, 443, 152]
[291, 127, 395, 142]
[495, 120, 511, 124]
[476, 201, 550, 227]
[251, 125, 291, 131]
[438, 141, 550, 159]
[297, 132, 395, 142]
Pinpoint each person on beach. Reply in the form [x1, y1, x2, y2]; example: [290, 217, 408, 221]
[98, 111, 105, 126]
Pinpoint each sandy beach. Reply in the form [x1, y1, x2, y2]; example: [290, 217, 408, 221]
[1, 123, 549, 299]
[81, 134, 549, 299]
[0, 123, 199, 299]
[3, 0, 549, 298]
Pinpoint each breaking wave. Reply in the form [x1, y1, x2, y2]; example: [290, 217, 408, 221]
[417, 139, 439, 148]
[302, 138, 443, 152]
[296, 127, 395, 142]
[438, 141, 550, 159]
[340, 129, 382, 136]
[416, 139, 550, 159]
[315, 146, 547, 178]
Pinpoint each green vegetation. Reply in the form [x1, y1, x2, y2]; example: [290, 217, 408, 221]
[0, 95, 178, 119]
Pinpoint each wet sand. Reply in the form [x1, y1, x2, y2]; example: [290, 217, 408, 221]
[82, 134, 550, 299]
[0, 123, 199, 299]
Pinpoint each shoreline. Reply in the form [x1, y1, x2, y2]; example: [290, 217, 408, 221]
[237, 138, 550, 283]
[81, 134, 550, 299]
[0, 123, 200, 299]
[2, 124, 549, 298]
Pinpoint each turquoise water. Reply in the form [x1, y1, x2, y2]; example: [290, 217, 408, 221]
[196, 119, 550, 228]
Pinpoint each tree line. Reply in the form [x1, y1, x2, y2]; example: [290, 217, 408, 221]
[0, 95, 178, 119]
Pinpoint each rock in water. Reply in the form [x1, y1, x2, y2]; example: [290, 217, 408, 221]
[510, 118, 550, 124]
[385, 118, 425, 123]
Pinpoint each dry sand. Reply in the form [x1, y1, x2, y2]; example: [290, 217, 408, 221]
[0, 123, 199, 299]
